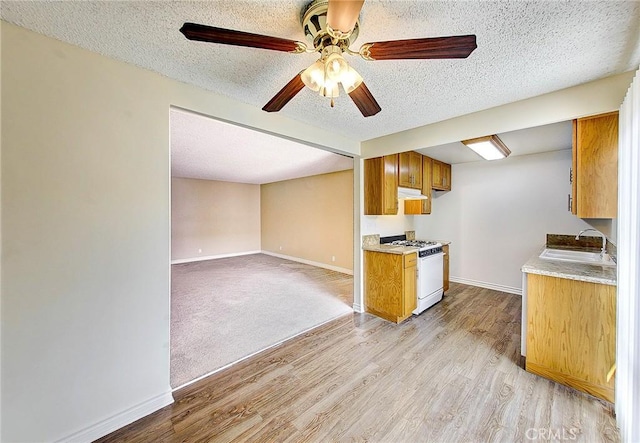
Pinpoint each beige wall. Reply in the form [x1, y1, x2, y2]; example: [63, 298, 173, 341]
[261, 170, 354, 271]
[1, 22, 357, 443]
[171, 178, 260, 261]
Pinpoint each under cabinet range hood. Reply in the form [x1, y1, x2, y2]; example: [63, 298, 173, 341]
[398, 187, 429, 200]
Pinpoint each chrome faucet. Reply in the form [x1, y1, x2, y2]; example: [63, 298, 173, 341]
[575, 228, 607, 257]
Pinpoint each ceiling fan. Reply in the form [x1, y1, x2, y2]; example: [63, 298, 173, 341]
[180, 0, 477, 117]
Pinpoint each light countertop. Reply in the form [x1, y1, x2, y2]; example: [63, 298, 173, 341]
[521, 246, 616, 286]
[362, 244, 419, 255]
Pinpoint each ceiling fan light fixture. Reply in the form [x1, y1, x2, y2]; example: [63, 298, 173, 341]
[301, 60, 325, 92]
[462, 135, 511, 160]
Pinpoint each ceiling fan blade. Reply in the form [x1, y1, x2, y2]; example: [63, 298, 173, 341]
[348, 82, 381, 117]
[327, 0, 365, 34]
[361, 35, 477, 60]
[262, 73, 305, 113]
[180, 22, 305, 53]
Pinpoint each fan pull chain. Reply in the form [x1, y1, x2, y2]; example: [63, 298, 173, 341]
[331, 98, 335, 108]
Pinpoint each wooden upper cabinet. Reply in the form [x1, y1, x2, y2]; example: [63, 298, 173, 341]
[421, 156, 433, 214]
[432, 159, 452, 191]
[405, 155, 433, 215]
[572, 112, 618, 218]
[398, 152, 423, 189]
[364, 155, 398, 215]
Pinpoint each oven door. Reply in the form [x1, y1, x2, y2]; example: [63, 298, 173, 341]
[418, 252, 444, 299]
[414, 252, 445, 315]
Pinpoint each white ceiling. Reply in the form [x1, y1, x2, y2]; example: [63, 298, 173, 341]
[171, 108, 353, 184]
[2, 1, 639, 142]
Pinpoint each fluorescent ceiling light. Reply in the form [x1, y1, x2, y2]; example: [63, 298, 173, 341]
[462, 135, 511, 160]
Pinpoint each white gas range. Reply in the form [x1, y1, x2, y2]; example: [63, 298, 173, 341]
[380, 235, 445, 315]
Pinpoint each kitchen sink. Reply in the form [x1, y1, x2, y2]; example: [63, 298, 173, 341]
[539, 248, 616, 266]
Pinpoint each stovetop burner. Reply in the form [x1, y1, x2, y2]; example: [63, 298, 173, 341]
[389, 240, 439, 249]
[379, 235, 442, 252]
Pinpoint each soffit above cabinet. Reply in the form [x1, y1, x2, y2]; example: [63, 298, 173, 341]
[416, 121, 573, 164]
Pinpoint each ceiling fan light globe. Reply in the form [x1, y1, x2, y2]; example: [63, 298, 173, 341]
[324, 52, 349, 82]
[320, 78, 340, 98]
[341, 66, 363, 93]
[301, 60, 325, 92]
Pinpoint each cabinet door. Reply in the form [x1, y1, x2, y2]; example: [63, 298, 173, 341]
[398, 152, 413, 188]
[410, 152, 423, 189]
[382, 155, 399, 215]
[442, 244, 450, 292]
[574, 112, 618, 218]
[364, 251, 403, 321]
[441, 163, 452, 191]
[432, 160, 443, 189]
[571, 120, 577, 214]
[421, 156, 432, 214]
[403, 254, 417, 317]
[399, 152, 423, 189]
[364, 155, 398, 215]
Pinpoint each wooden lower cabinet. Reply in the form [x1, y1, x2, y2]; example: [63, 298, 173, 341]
[442, 244, 450, 292]
[364, 251, 417, 323]
[526, 273, 616, 402]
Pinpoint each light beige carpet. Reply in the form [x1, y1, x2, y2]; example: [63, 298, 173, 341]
[171, 253, 353, 387]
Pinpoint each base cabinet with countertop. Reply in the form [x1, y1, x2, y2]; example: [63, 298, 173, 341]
[525, 274, 616, 402]
[522, 242, 617, 403]
[364, 251, 417, 324]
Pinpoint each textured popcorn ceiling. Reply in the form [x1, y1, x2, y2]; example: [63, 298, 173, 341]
[2, 1, 639, 180]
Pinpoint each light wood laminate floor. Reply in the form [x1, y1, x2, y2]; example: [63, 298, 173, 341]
[98, 283, 619, 442]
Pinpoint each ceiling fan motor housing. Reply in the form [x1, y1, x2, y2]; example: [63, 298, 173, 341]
[301, 0, 360, 51]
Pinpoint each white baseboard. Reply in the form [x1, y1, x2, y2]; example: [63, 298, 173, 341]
[450, 276, 522, 296]
[171, 250, 261, 264]
[352, 302, 364, 313]
[57, 391, 174, 443]
[261, 251, 353, 275]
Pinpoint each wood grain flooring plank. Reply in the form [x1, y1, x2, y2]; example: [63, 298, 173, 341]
[98, 283, 620, 443]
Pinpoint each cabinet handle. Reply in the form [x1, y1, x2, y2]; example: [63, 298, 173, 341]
[568, 194, 572, 212]
[569, 168, 573, 184]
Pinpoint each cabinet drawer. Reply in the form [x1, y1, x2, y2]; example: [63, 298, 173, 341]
[404, 253, 417, 268]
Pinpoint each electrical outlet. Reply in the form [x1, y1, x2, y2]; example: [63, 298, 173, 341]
[198, 248, 202, 253]
[279, 246, 283, 251]
[332, 256, 336, 262]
